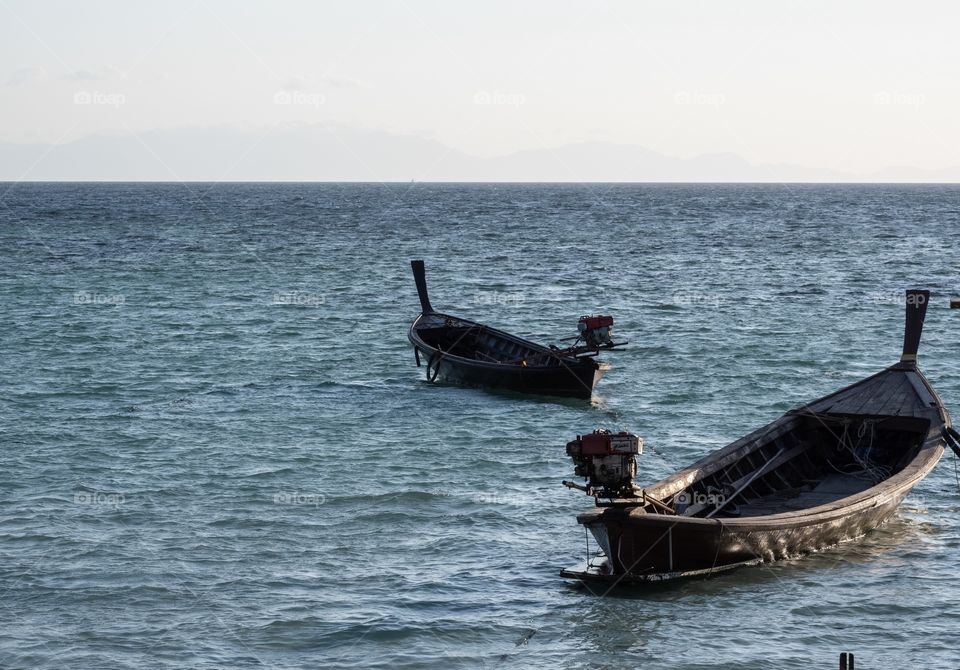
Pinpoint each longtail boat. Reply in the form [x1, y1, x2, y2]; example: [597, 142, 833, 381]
[408, 260, 624, 398]
[562, 290, 956, 583]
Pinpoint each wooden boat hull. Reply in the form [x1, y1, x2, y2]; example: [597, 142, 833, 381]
[409, 329, 606, 398]
[563, 453, 930, 583]
[562, 290, 951, 584]
[416, 351, 605, 397]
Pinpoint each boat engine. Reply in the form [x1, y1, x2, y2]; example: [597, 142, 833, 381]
[565, 429, 642, 498]
[578, 315, 614, 348]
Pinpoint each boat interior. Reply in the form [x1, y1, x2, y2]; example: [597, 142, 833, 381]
[661, 414, 930, 519]
[415, 323, 560, 366]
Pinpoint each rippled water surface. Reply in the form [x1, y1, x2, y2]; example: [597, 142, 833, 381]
[2, 183, 960, 668]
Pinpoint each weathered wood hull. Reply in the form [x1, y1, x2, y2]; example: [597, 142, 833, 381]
[412, 342, 605, 398]
[563, 379, 947, 583]
[563, 290, 950, 584]
[409, 311, 607, 399]
[564, 460, 927, 583]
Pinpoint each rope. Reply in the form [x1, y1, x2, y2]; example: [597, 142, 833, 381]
[954, 448, 960, 494]
[421, 325, 481, 383]
[708, 521, 725, 574]
[425, 353, 441, 382]
[837, 419, 892, 484]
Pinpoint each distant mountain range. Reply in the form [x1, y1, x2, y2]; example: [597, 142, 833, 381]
[2, 125, 958, 182]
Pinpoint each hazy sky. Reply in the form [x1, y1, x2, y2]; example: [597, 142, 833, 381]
[2, 0, 958, 175]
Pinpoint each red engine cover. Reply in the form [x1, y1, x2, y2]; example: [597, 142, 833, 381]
[579, 430, 641, 456]
[580, 432, 612, 456]
[580, 315, 614, 330]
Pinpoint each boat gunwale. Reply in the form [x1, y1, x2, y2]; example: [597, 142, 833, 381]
[577, 440, 943, 530]
[408, 310, 595, 370]
[577, 363, 950, 529]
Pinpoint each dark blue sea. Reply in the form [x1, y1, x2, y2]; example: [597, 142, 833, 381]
[2, 182, 960, 669]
